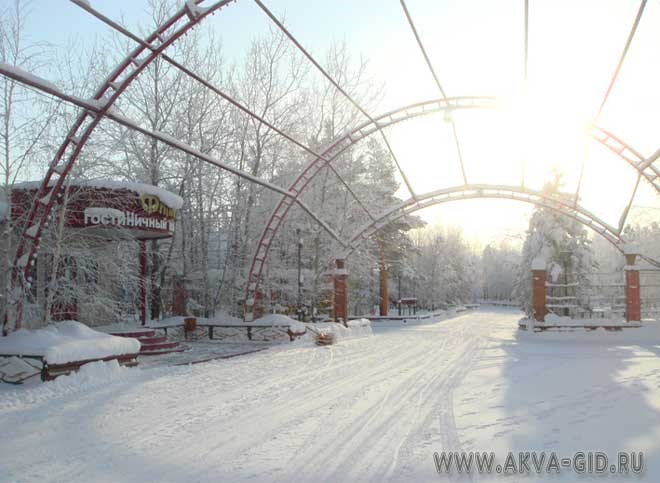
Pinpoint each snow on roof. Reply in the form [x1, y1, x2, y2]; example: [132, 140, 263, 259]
[13, 179, 183, 209]
[0, 321, 140, 365]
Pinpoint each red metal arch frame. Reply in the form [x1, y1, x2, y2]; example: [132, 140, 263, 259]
[243, 96, 498, 319]
[343, 184, 625, 260]
[592, 126, 660, 191]
[244, 97, 660, 319]
[2, 0, 236, 334]
[0, 2, 656, 326]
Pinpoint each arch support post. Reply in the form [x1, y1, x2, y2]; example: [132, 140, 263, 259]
[624, 244, 641, 323]
[531, 257, 547, 323]
[139, 240, 148, 325]
[379, 267, 388, 317]
[379, 240, 388, 316]
[333, 259, 348, 323]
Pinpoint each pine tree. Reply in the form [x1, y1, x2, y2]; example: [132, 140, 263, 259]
[514, 172, 597, 315]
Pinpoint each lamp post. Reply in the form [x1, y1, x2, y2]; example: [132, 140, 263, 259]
[297, 228, 303, 321]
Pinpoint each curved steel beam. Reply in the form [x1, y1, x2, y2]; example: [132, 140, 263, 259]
[3, 0, 236, 333]
[591, 126, 660, 191]
[244, 98, 657, 319]
[342, 184, 624, 260]
[72, 0, 376, 223]
[255, 0, 419, 201]
[0, 68, 348, 247]
[243, 96, 497, 319]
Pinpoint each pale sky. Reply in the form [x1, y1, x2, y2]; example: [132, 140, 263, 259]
[21, 0, 660, 245]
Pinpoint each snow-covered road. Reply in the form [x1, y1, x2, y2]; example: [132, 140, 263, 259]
[3, 309, 660, 482]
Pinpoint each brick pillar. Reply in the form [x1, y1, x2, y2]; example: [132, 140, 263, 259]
[379, 267, 388, 316]
[624, 245, 641, 322]
[378, 240, 388, 316]
[139, 240, 148, 325]
[173, 276, 186, 316]
[254, 290, 264, 319]
[333, 258, 348, 322]
[531, 257, 546, 322]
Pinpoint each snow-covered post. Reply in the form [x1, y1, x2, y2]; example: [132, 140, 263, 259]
[531, 257, 546, 323]
[624, 244, 641, 323]
[173, 276, 186, 316]
[139, 240, 148, 325]
[379, 240, 388, 316]
[333, 258, 348, 323]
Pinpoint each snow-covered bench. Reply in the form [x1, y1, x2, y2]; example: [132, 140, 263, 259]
[519, 317, 642, 332]
[149, 315, 307, 342]
[0, 321, 140, 383]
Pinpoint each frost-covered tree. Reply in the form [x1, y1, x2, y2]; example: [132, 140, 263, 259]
[481, 241, 520, 301]
[513, 173, 597, 314]
[406, 225, 479, 309]
[0, 0, 61, 324]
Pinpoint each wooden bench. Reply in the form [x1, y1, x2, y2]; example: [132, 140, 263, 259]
[151, 322, 306, 342]
[0, 352, 139, 382]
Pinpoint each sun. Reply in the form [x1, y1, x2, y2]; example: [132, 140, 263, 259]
[496, 85, 595, 193]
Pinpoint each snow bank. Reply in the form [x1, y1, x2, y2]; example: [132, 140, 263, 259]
[254, 314, 306, 333]
[535, 313, 634, 327]
[311, 319, 373, 342]
[0, 321, 140, 364]
[516, 321, 660, 345]
[0, 360, 144, 412]
[518, 314, 640, 330]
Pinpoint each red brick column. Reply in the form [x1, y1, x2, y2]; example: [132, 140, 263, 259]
[379, 266, 388, 316]
[624, 245, 641, 323]
[531, 259, 546, 322]
[254, 290, 264, 319]
[173, 277, 186, 316]
[625, 270, 641, 322]
[378, 240, 388, 316]
[333, 259, 348, 323]
[139, 240, 148, 325]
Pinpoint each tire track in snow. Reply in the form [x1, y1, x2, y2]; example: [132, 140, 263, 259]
[284, 336, 456, 481]
[280, 317, 484, 482]
[119, 325, 460, 481]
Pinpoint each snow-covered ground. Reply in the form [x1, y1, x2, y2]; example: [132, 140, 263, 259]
[2, 308, 660, 481]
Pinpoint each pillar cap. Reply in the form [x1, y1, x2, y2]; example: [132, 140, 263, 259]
[531, 256, 546, 270]
[623, 243, 640, 256]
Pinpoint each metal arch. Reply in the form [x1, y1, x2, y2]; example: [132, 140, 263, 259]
[254, 0, 419, 202]
[341, 184, 625, 260]
[243, 96, 496, 319]
[398, 0, 469, 185]
[2, 0, 236, 333]
[75, 0, 376, 224]
[244, 98, 657, 319]
[575, 0, 648, 206]
[0, 2, 652, 326]
[0, 69, 349, 246]
[591, 126, 660, 189]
